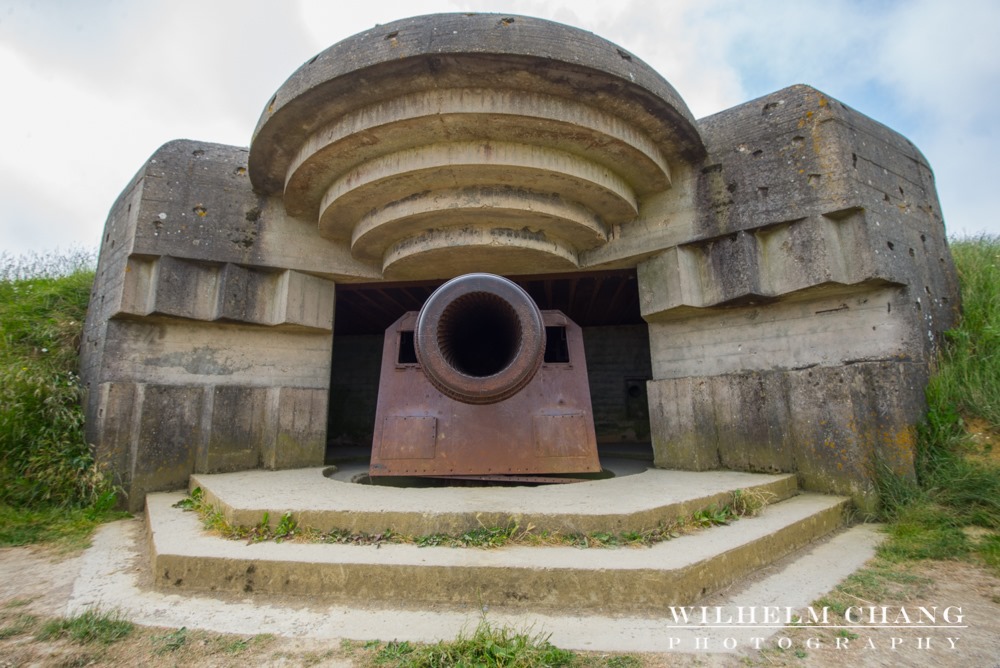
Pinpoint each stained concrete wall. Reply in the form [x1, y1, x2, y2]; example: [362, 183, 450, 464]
[82, 142, 348, 510]
[638, 86, 959, 511]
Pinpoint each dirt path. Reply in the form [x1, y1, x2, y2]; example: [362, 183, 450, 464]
[732, 560, 1000, 667]
[0, 544, 83, 616]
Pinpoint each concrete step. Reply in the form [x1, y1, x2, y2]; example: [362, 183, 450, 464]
[74, 519, 885, 653]
[189, 465, 799, 535]
[145, 490, 850, 614]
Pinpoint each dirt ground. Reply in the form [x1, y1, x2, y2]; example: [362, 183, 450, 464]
[725, 559, 1000, 668]
[1, 534, 998, 667]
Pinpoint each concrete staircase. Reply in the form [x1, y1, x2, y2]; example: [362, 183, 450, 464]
[144, 462, 852, 614]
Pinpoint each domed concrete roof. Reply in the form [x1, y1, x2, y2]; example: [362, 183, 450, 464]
[249, 13, 706, 279]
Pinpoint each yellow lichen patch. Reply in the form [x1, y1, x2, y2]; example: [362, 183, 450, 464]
[967, 417, 999, 466]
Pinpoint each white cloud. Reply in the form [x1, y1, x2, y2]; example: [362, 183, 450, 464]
[0, 42, 154, 250]
[297, 0, 463, 50]
[877, 0, 1000, 123]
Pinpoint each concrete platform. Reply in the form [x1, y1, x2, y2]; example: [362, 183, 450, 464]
[190, 465, 800, 535]
[146, 482, 849, 612]
[71, 518, 885, 653]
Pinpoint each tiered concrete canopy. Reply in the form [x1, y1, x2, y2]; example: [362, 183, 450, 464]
[248, 13, 704, 279]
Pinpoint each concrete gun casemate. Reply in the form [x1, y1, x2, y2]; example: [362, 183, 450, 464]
[81, 13, 960, 512]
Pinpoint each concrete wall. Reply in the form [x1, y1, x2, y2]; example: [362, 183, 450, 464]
[637, 86, 959, 512]
[583, 326, 652, 444]
[82, 142, 345, 510]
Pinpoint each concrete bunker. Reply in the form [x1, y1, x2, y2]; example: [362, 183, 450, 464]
[81, 13, 960, 512]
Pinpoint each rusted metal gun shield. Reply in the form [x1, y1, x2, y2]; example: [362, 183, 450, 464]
[415, 273, 545, 404]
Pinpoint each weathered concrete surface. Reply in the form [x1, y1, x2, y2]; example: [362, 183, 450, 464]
[81, 142, 353, 511]
[147, 490, 848, 612]
[637, 85, 959, 510]
[648, 363, 927, 513]
[250, 13, 704, 192]
[190, 466, 798, 536]
[246, 14, 706, 280]
[82, 13, 960, 512]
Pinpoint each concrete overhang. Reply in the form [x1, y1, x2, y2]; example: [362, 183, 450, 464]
[248, 13, 706, 280]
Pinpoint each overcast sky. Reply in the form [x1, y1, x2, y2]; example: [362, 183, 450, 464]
[1, 0, 997, 257]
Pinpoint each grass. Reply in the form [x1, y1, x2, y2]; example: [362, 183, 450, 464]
[0, 602, 288, 665]
[36, 609, 135, 646]
[356, 619, 651, 667]
[0, 249, 126, 548]
[366, 619, 575, 667]
[812, 558, 933, 616]
[0, 503, 122, 551]
[176, 486, 770, 550]
[0, 612, 39, 639]
[928, 236, 1000, 427]
[0, 248, 96, 283]
[4, 605, 647, 667]
[152, 626, 188, 654]
[876, 234, 1000, 572]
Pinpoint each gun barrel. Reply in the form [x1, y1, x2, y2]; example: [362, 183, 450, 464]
[415, 273, 544, 404]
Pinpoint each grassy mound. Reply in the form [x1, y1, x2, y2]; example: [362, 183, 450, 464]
[879, 235, 1000, 570]
[0, 250, 122, 547]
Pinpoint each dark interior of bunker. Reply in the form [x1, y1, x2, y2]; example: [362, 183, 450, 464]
[326, 268, 652, 463]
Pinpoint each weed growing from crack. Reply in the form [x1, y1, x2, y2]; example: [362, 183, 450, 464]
[174, 486, 772, 551]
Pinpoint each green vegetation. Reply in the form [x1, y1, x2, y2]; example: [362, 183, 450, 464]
[0, 249, 124, 548]
[152, 626, 188, 654]
[813, 558, 933, 616]
[4, 601, 640, 666]
[1, 238, 997, 666]
[176, 486, 769, 549]
[366, 620, 575, 667]
[353, 620, 648, 667]
[36, 609, 135, 646]
[929, 236, 1000, 427]
[877, 234, 1000, 572]
[0, 608, 39, 639]
[0, 503, 119, 552]
[0, 603, 287, 664]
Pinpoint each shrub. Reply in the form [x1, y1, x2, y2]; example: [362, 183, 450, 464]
[0, 249, 113, 510]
